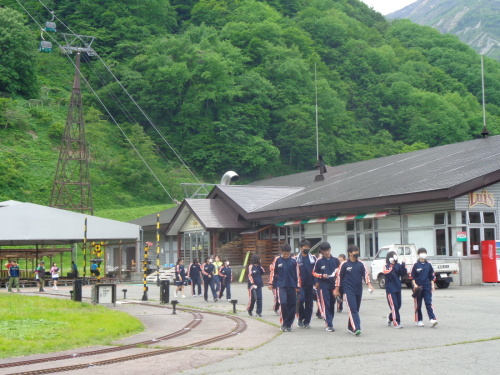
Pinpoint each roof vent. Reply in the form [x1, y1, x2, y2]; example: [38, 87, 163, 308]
[481, 124, 490, 138]
[221, 171, 239, 185]
[314, 155, 327, 182]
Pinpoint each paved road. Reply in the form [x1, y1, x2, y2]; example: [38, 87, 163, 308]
[3, 282, 500, 375]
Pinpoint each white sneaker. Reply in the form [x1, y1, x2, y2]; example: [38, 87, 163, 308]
[416, 321, 424, 327]
[430, 319, 438, 327]
[181, 295, 186, 298]
[192, 295, 197, 297]
[174, 293, 178, 298]
[198, 294, 203, 297]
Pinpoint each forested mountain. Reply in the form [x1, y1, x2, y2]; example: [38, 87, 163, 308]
[388, 0, 500, 61]
[1, 0, 500, 209]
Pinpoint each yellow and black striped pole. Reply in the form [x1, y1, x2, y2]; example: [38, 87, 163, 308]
[142, 242, 152, 301]
[83, 218, 87, 281]
[96, 242, 102, 283]
[156, 214, 161, 286]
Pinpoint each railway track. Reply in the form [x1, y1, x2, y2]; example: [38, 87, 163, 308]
[3, 302, 247, 375]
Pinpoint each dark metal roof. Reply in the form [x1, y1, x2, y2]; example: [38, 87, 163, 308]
[213, 135, 500, 220]
[129, 206, 178, 231]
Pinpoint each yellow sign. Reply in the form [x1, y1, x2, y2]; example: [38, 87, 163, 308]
[469, 190, 494, 208]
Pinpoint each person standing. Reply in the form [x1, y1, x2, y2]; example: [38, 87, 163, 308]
[174, 258, 187, 298]
[247, 255, 265, 317]
[312, 242, 340, 332]
[36, 261, 46, 292]
[383, 250, 407, 328]
[188, 258, 203, 297]
[337, 254, 347, 313]
[213, 255, 223, 295]
[269, 244, 299, 332]
[296, 239, 317, 328]
[410, 248, 438, 327]
[219, 260, 232, 300]
[8, 260, 20, 293]
[334, 245, 373, 336]
[50, 262, 60, 290]
[202, 257, 218, 302]
[71, 261, 78, 278]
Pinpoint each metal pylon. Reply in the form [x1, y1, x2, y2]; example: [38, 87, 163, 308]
[50, 52, 93, 214]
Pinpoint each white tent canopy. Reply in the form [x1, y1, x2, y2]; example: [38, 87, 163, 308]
[0, 200, 140, 246]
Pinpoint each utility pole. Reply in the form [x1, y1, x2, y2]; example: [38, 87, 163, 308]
[50, 34, 96, 214]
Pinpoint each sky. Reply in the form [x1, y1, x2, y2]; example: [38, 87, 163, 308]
[359, 0, 418, 15]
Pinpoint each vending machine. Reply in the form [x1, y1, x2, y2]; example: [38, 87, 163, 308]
[481, 240, 500, 282]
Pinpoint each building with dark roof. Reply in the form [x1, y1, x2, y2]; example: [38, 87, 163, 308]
[165, 135, 500, 285]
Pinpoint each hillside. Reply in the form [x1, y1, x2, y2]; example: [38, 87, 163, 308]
[388, 0, 500, 61]
[1, 0, 500, 210]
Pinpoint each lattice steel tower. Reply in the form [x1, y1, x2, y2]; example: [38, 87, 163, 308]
[50, 35, 96, 214]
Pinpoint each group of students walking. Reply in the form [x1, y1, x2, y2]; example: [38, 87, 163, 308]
[173, 255, 233, 302]
[246, 240, 438, 335]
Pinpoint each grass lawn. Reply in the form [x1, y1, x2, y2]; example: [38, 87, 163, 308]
[0, 294, 144, 358]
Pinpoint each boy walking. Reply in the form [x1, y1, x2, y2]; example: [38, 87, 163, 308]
[410, 248, 438, 327]
[269, 244, 299, 332]
[334, 245, 373, 336]
[296, 239, 317, 328]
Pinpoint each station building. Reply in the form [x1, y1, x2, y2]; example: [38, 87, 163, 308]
[165, 135, 500, 285]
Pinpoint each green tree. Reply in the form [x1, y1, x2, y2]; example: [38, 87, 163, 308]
[0, 8, 39, 98]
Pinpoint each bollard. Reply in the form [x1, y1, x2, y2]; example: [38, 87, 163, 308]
[231, 299, 238, 314]
[72, 279, 82, 302]
[122, 289, 128, 299]
[171, 300, 179, 315]
[160, 280, 170, 304]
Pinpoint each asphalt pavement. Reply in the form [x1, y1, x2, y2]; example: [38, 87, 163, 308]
[3, 281, 500, 375]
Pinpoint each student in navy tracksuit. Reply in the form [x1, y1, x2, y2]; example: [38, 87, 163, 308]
[335, 245, 373, 336]
[410, 248, 438, 327]
[188, 258, 202, 297]
[312, 242, 340, 332]
[202, 258, 218, 302]
[269, 244, 299, 332]
[383, 251, 407, 328]
[219, 260, 232, 300]
[247, 255, 265, 317]
[174, 259, 186, 298]
[296, 239, 317, 328]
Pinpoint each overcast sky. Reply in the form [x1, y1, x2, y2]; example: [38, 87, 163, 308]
[360, 0, 418, 15]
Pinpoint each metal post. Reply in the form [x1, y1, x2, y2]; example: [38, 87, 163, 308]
[156, 214, 160, 287]
[231, 299, 238, 314]
[83, 218, 87, 282]
[142, 242, 152, 301]
[171, 300, 178, 315]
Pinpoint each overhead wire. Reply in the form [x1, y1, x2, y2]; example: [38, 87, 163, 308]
[33, 0, 206, 190]
[14, 0, 178, 203]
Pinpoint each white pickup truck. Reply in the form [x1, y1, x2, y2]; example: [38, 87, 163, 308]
[370, 244, 459, 289]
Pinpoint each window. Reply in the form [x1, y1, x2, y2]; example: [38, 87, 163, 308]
[468, 212, 481, 224]
[484, 228, 495, 241]
[469, 228, 481, 255]
[484, 212, 496, 224]
[346, 221, 355, 231]
[363, 220, 373, 230]
[434, 213, 445, 225]
[435, 229, 446, 255]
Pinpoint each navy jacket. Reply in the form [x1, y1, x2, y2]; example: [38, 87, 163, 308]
[269, 256, 298, 288]
[220, 265, 232, 283]
[312, 256, 340, 289]
[202, 263, 215, 280]
[296, 253, 317, 286]
[248, 264, 265, 287]
[383, 262, 407, 294]
[175, 264, 186, 281]
[337, 260, 370, 294]
[188, 263, 202, 280]
[410, 261, 435, 289]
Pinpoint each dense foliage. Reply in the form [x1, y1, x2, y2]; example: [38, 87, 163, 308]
[1, 0, 500, 208]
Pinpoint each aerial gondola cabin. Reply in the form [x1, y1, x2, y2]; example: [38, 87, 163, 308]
[45, 21, 56, 32]
[38, 40, 52, 53]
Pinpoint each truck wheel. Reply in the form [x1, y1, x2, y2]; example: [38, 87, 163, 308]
[436, 281, 450, 289]
[378, 275, 386, 289]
